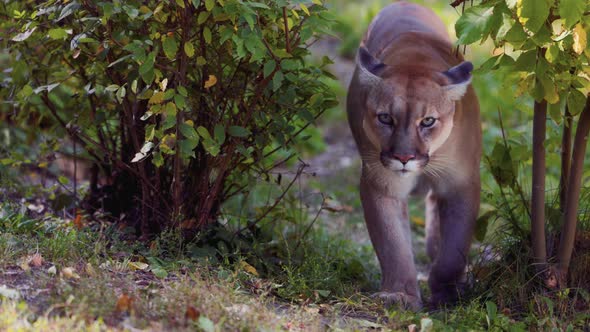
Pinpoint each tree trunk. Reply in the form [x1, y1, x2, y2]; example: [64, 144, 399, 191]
[531, 99, 548, 270]
[557, 95, 590, 277]
[559, 107, 572, 213]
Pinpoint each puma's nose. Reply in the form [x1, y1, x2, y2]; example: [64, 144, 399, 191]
[392, 154, 415, 165]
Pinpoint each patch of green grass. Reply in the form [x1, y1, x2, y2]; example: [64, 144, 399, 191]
[271, 227, 377, 302]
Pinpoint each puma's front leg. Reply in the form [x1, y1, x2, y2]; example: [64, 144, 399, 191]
[360, 176, 422, 310]
[428, 185, 479, 306]
[425, 190, 440, 261]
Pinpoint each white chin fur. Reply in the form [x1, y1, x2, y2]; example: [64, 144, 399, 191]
[383, 160, 421, 173]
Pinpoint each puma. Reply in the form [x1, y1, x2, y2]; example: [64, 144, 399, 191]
[346, 1, 481, 309]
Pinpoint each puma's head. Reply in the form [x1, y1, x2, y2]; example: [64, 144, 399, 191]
[357, 46, 473, 175]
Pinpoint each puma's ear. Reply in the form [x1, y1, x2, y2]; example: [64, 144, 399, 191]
[442, 61, 473, 101]
[357, 46, 386, 85]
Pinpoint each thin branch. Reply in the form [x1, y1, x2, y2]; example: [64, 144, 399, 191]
[233, 163, 307, 236]
[294, 194, 325, 251]
[450, 0, 467, 8]
[283, 7, 291, 53]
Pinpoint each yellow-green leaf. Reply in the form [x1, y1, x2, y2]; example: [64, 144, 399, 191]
[203, 27, 212, 44]
[516, 0, 550, 34]
[239, 261, 259, 276]
[539, 75, 559, 104]
[205, 0, 214, 11]
[299, 3, 310, 16]
[184, 42, 195, 58]
[573, 23, 587, 55]
[545, 44, 559, 63]
[162, 35, 179, 60]
[48, 28, 69, 40]
[149, 91, 165, 104]
[559, 0, 585, 28]
[128, 261, 149, 271]
[197, 11, 210, 24]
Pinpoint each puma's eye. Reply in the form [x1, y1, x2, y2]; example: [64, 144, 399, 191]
[420, 117, 436, 127]
[377, 113, 394, 125]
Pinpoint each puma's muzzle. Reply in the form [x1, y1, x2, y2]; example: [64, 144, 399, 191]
[380, 150, 429, 173]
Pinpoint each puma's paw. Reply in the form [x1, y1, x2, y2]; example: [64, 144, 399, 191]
[372, 291, 422, 311]
[429, 280, 469, 308]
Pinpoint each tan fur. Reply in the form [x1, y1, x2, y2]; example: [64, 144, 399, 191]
[347, 1, 481, 309]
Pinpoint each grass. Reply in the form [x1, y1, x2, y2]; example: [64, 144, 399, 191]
[2, 184, 589, 331]
[0, 204, 326, 331]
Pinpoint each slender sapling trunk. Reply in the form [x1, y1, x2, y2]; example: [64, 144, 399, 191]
[531, 99, 548, 270]
[557, 96, 590, 277]
[559, 106, 572, 213]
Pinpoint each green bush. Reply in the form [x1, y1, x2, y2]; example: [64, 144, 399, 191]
[1, 0, 337, 236]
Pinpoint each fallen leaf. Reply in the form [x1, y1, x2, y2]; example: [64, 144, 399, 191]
[115, 293, 133, 312]
[151, 267, 168, 279]
[324, 205, 353, 213]
[323, 199, 353, 213]
[198, 316, 215, 332]
[420, 317, 433, 332]
[352, 318, 383, 329]
[29, 253, 44, 267]
[304, 306, 320, 314]
[204, 75, 217, 89]
[27, 203, 44, 213]
[238, 261, 259, 276]
[0, 285, 20, 300]
[62, 267, 80, 279]
[411, 216, 425, 226]
[225, 304, 250, 316]
[19, 258, 30, 272]
[128, 261, 149, 271]
[73, 212, 83, 230]
[85, 263, 96, 277]
[185, 305, 200, 321]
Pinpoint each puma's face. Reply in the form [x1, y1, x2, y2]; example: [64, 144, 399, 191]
[363, 77, 456, 174]
[356, 47, 472, 175]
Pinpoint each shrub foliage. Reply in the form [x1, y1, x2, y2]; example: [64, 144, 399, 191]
[1, 0, 336, 235]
